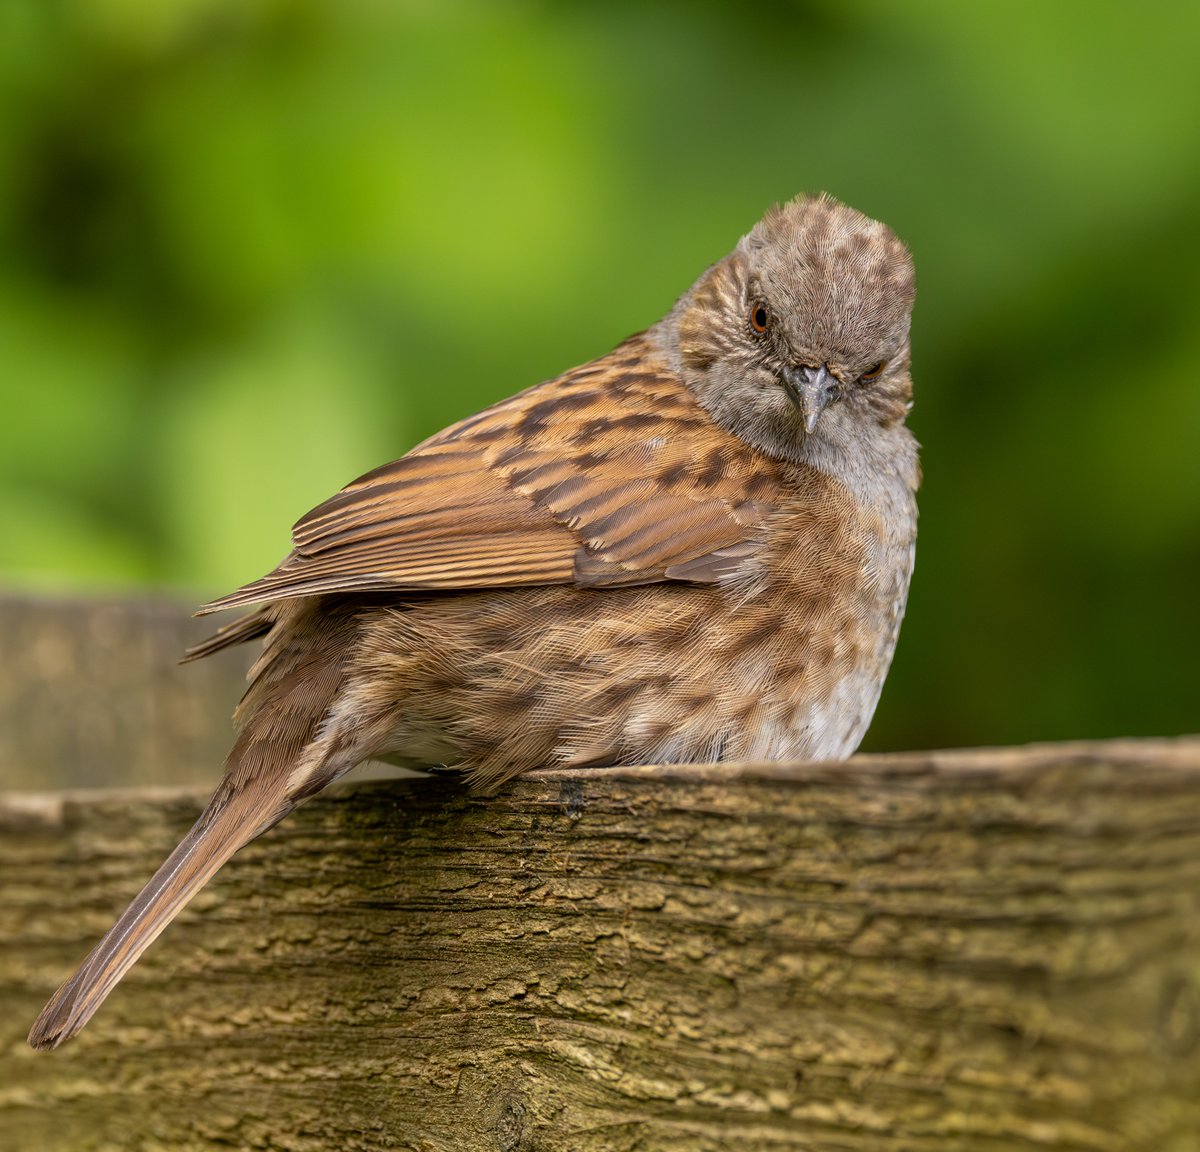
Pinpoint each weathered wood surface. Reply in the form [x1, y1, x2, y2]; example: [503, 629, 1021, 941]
[0, 593, 252, 792]
[1, 738, 1198, 1151]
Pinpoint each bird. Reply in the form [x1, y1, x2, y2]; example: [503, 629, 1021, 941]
[29, 193, 919, 1049]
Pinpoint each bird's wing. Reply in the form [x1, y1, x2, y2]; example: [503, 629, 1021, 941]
[198, 335, 787, 616]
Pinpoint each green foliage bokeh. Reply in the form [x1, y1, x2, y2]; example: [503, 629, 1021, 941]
[1, 0, 1197, 753]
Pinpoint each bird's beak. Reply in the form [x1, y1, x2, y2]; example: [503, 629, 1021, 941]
[781, 364, 839, 435]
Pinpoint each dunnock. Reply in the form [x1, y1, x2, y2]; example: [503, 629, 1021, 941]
[30, 193, 918, 1048]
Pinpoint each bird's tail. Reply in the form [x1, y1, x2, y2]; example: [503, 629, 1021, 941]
[27, 785, 291, 1050]
[28, 596, 362, 1050]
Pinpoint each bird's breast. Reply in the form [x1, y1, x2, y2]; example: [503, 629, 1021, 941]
[704, 460, 918, 762]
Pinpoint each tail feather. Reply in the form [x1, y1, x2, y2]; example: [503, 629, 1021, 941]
[27, 791, 288, 1050]
[29, 596, 359, 1050]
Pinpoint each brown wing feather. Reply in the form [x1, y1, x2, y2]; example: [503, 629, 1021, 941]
[199, 334, 786, 616]
[181, 606, 274, 662]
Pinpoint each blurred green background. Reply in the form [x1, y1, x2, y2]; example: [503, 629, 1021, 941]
[1, 0, 1196, 754]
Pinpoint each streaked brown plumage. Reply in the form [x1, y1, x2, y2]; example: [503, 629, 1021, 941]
[29, 194, 919, 1049]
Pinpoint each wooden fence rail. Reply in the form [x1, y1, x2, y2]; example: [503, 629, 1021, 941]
[2, 739, 1198, 1151]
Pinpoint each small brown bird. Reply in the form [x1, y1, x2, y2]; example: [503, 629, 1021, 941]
[29, 193, 919, 1049]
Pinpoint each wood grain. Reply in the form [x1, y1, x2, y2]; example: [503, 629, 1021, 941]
[2, 738, 1198, 1150]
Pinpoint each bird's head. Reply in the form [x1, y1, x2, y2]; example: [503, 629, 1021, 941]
[668, 194, 916, 464]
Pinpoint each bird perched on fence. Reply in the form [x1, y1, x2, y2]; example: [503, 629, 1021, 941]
[29, 193, 919, 1049]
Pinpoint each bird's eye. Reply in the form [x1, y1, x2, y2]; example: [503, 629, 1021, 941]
[749, 301, 770, 334]
[860, 360, 887, 384]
